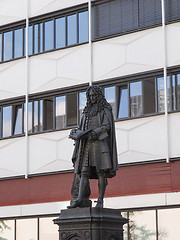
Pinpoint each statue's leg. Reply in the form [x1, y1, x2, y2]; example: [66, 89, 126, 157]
[67, 167, 90, 208]
[95, 171, 107, 208]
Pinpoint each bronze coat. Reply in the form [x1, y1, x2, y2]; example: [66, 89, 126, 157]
[72, 107, 118, 179]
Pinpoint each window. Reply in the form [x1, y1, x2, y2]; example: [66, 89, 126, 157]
[165, 0, 180, 22]
[67, 14, 77, 46]
[16, 218, 38, 240]
[130, 81, 143, 117]
[13, 105, 23, 135]
[79, 11, 89, 43]
[28, 25, 33, 55]
[39, 217, 59, 240]
[66, 93, 77, 126]
[2, 106, 12, 138]
[43, 99, 54, 131]
[44, 20, 54, 51]
[118, 86, 129, 119]
[0, 220, 15, 240]
[3, 31, 13, 61]
[55, 96, 66, 129]
[14, 28, 23, 58]
[104, 86, 116, 118]
[0, 33, 2, 62]
[34, 24, 39, 54]
[157, 76, 171, 113]
[79, 91, 86, 122]
[55, 17, 66, 49]
[143, 78, 156, 115]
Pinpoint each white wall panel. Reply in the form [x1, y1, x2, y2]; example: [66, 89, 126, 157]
[0, 59, 26, 100]
[0, 0, 26, 26]
[116, 115, 166, 164]
[29, 0, 88, 18]
[166, 22, 180, 67]
[29, 130, 74, 174]
[169, 113, 180, 158]
[29, 44, 90, 94]
[0, 138, 26, 178]
[93, 27, 164, 82]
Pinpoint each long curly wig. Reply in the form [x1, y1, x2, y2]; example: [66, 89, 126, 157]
[83, 85, 112, 116]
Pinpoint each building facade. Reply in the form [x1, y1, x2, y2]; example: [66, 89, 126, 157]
[0, 0, 180, 239]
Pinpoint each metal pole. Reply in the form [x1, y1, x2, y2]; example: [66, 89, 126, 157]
[161, 0, 169, 163]
[25, 0, 29, 178]
[88, 0, 93, 86]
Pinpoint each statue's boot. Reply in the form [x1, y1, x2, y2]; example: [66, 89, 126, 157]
[67, 175, 89, 209]
[95, 175, 107, 208]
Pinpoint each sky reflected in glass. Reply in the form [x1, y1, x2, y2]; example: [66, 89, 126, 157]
[44, 20, 54, 51]
[55, 17, 66, 48]
[3, 31, 12, 61]
[67, 14, 77, 45]
[2, 106, 12, 137]
[79, 11, 89, 43]
[14, 28, 23, 58]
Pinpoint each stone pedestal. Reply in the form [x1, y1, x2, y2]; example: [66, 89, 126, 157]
[53, 207, 128, 240]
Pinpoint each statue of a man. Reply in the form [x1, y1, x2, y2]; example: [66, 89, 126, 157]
[68, 85, 118, 208]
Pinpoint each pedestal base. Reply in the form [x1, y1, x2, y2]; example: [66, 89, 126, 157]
[54, 207, 128, 240]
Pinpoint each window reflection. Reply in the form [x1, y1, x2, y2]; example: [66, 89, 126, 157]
[0, 220, 15, 240]
[158, 208, 180, 240]
[79, 92, 86, 122]
[172, 75, 176, 111]
[44, 20, 54, 51]
[34, 24, 39, 54]
[39, 217, 58, 240]
[16, 218, 37, 240]
[67, 14, 77, 45]
[2, 106, 12, 138]
[104, 86, 116, 118]
[3, 31, 12, 61]
[79, 11, 89, 43]
[129, 210, 156, 240]
[40, 23, 43, 53]
[14, 28, 23, 58]
[55, 17, 66, 49]
[118, 86, 129, 118]
[157, 76, 170, 113]
[130, 81, 143, 117]
[28, 25, 33, 55]
[55, 96, 66, 129]
[13, 105, 23, 135]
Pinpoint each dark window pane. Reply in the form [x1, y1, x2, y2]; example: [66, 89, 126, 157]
[143, 79, 156, 115]
[165, 0, 180, 22]
[34, 24, 39, 54]
[40, 23, 43, 53]
[157, 76, 171, 113]
[172, 75, 176, 111]
[130, 81, 143, 117]
[3, 31, 12, 61]
[67, 93, 77, 126]
[2, 106, 12, 137]
[14, 28, 23, 58]
[79, 91, 86, 122]
[0, 33, 2, 62]
[34, 101, 39, 132]
[13, 105, 23, 135]
[118, 86, 129, 118]
[104, 86, 116, 118]
[67, 14, 77, 45]
[28, 25, 33, 55]
[177, 74, 180, 110]
[56, 96, 66, 129]
[39, 100, 43, 132]
[139, 0, 162, 27]
[55, 17, 66, 48]
[43, 99, 53, 130]
[79, 11, 89, 43]
[44, 20, 54, 51]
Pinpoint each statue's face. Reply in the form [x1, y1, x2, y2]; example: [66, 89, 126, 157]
[89, 89, 97, 104]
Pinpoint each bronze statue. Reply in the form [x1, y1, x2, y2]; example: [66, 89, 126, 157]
[68, 85, 118, 208]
